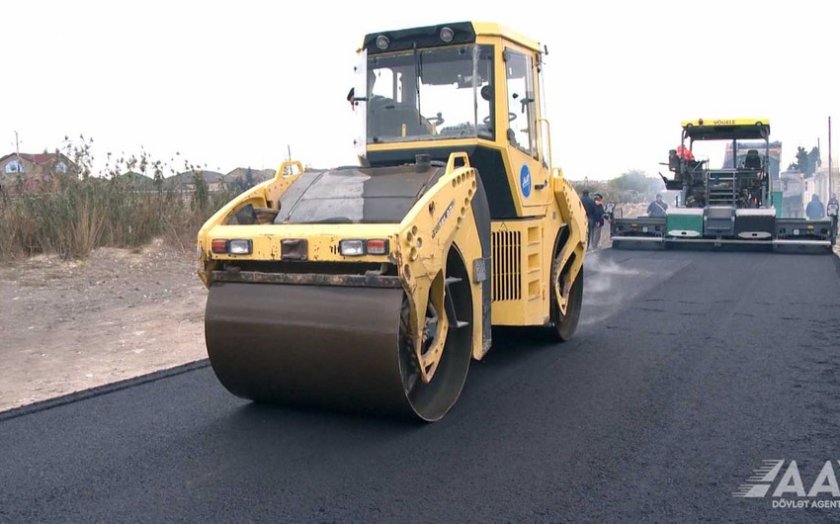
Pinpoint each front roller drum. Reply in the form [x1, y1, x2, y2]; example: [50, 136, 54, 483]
[205, 282, 472, 421]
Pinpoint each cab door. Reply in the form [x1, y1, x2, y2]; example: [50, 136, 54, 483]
[504, 48, 549, 214]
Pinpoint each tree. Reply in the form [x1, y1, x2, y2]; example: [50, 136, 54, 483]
[192, 172, 209, 212]
[607, 170, 663, 202]
[790, 146, 820, 176]
[808, 146, 821, 173]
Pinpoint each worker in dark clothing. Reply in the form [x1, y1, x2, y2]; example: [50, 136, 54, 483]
[806, 194, 825, 220]
[580, 190, 596, 249]
[580, 190, 596, 217]
[647, 193, 668, 217]
[591, 193, 605, 249]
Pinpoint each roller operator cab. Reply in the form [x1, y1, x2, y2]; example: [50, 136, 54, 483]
[197, 22, 588, 421]
[611, 118, 833, 253]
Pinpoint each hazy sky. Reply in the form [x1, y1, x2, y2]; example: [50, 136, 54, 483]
[4, 0, 839, 180]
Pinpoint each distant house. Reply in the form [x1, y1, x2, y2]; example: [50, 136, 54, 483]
[0, 152, 76, 193]
[223, 167, 275, 191]
[114, 171, 156, 190]
[803, 161, 840, 208]
[167, 170, 226, 192]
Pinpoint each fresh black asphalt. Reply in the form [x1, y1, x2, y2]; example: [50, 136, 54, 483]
[2, 250, 839, 522]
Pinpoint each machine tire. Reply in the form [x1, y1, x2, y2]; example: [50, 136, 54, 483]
[550, 258, 583, 342]
[397, 248, 473, 421]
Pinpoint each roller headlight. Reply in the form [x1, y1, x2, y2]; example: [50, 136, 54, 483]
[340, 239, 365, 256]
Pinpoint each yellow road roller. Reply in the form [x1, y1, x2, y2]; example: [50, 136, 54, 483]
[197, 22, 588, 421]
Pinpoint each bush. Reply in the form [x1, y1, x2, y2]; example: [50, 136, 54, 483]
[571, 170, 664, 204]
[0, 138, 233, 260]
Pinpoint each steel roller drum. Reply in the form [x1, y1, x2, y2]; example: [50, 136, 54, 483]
[205, 282, 470, 420]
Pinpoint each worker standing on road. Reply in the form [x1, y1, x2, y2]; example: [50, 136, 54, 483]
[604, 201, 616, 221]
[647, 193, 668, 217]
[591, 194, 605, 250]
[806, 194, 826, 220]
[827, 194, 838, 244]
[580, 190, 597, 250]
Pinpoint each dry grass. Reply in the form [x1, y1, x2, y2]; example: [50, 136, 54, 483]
[0, 172, 233, 260]
[0, 137, 239, 260]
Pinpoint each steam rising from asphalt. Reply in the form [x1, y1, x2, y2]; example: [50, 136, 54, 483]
[579, 252, 652, 326]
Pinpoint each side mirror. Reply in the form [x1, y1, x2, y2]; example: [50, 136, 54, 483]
[346, 87, 368, 108]
[520, 96, 535, 114]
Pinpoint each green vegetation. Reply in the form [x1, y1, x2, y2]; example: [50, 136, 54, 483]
[788, 146, 821, 175]
[229, 167, 257, 194]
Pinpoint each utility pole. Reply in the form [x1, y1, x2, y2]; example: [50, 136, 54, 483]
[829, 116, 837, 245]
[817, 136, 822, 199]
[829, 116, 833, 198]
[14, 131, 22, 171]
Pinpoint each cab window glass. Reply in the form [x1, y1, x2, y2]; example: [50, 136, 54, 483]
[504, 50, 537, 158]
[370, 68, 402, 102]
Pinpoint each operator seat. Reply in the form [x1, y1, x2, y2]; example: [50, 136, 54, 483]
[506, 129, 519, 148]
[744, 149, 762, 170]
[668, 149, 679, 171]
[368, 97, 430, 140]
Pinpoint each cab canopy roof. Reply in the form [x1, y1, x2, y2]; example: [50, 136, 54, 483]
[362, 21, 541, 55]
[680, 118, 770, 141]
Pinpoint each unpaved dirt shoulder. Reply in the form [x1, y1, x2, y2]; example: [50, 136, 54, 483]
[0, 240, 208, 413]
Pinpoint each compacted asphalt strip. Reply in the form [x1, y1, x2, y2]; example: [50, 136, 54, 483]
[2, 250, 839, 522]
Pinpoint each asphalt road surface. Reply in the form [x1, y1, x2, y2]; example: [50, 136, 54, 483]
[2, 250, 839, 522]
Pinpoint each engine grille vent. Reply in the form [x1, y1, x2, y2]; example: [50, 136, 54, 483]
[491, 230, 521, 301]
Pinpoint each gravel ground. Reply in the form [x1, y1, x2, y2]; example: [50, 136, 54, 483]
[0, 239, 207, 412]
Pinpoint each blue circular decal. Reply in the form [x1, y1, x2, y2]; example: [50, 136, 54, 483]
[520, 164, 531, 198]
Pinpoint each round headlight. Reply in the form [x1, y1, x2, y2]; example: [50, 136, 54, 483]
[375, 35, 390, 50]
[439, 26, 454, 43]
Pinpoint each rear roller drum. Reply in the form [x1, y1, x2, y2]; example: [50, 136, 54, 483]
[550, 254, 583, 341]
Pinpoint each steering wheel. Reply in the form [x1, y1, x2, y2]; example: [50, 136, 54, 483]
[426, 112, 444, 127]
[483, 113, 517, 125]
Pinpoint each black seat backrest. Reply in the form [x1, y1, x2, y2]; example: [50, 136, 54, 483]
[506, 128, 518, 147]
[744, 149, 761, 170]
[368, 100, 430, 140]
[668, 149, 679, 171]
